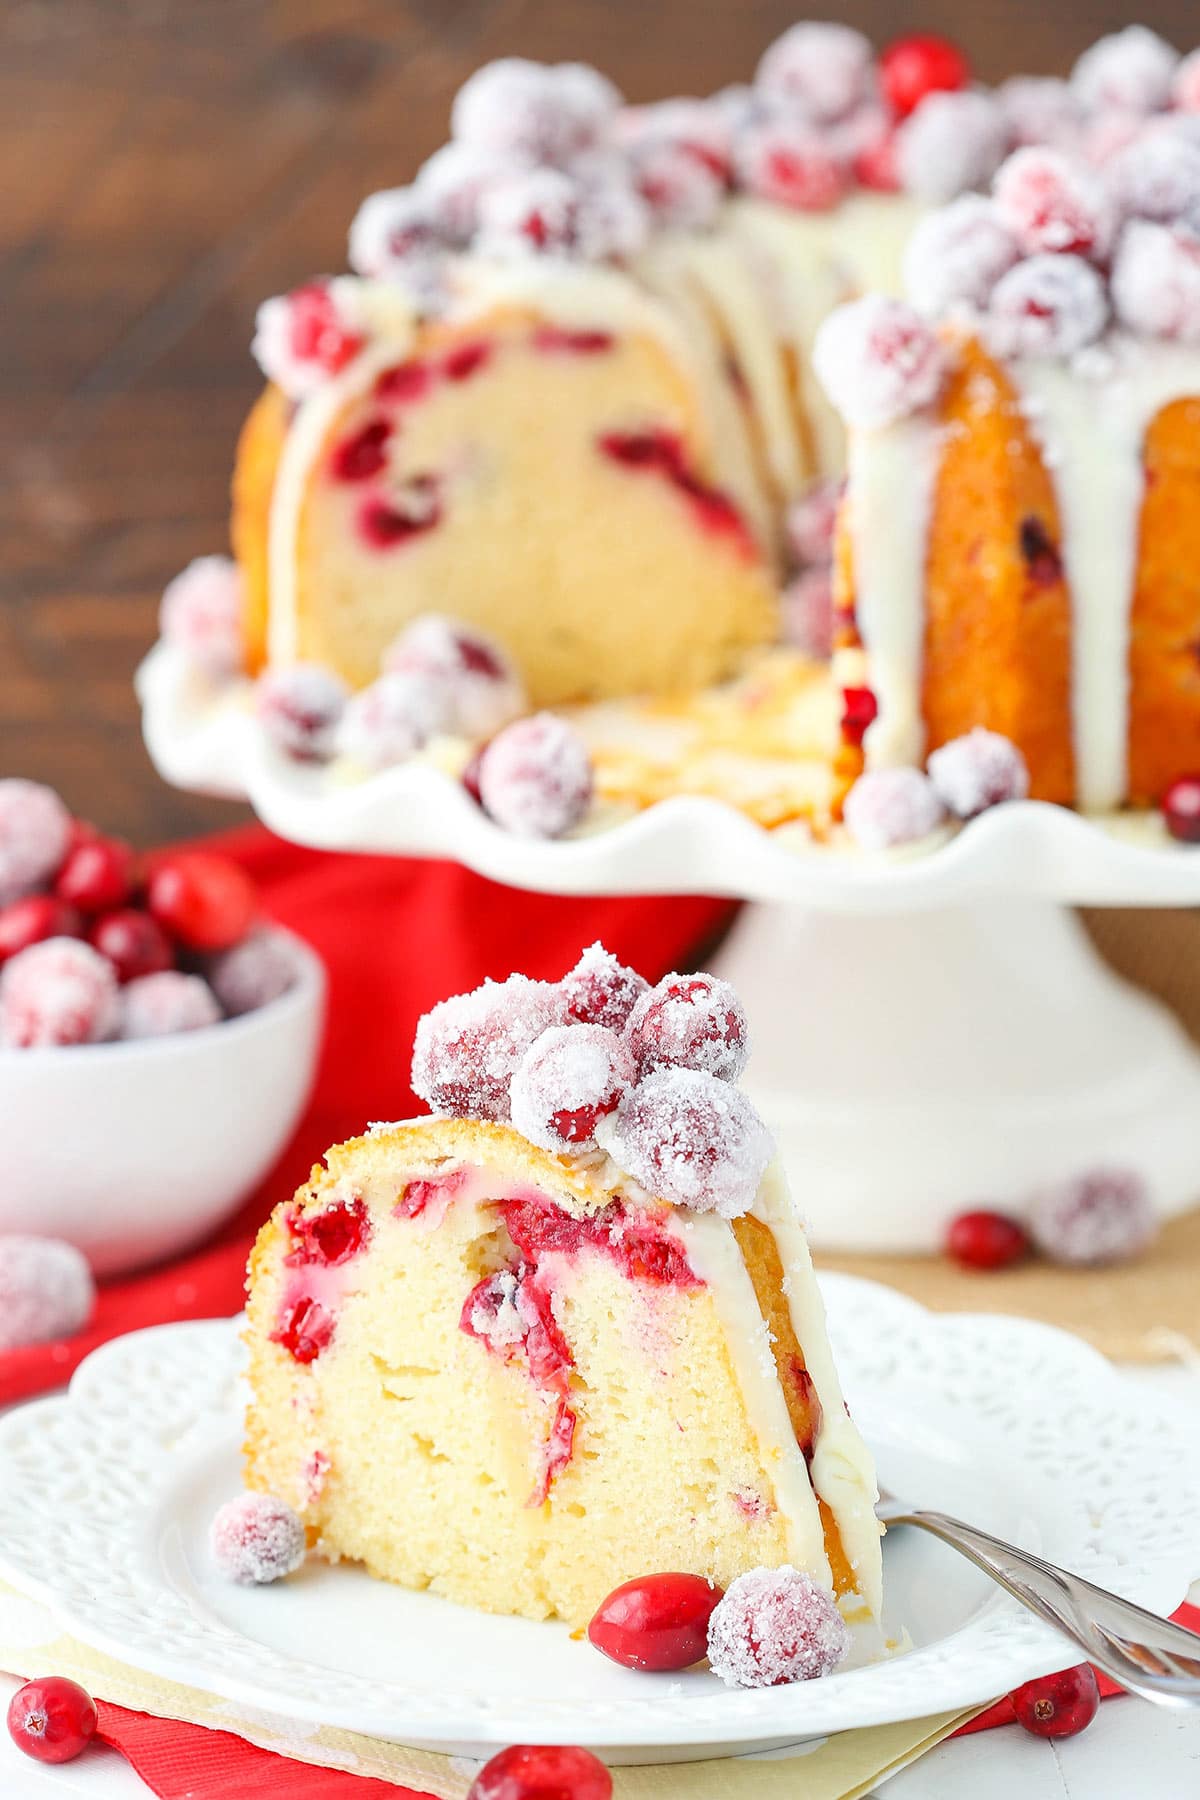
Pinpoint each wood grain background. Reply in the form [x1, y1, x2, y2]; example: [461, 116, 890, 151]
[3, 0, 1199, 844]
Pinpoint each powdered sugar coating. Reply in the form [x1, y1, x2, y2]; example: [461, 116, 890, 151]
[256, 664, 350, 761]
[1109, 131, 1200, 226]
[707, 1566, 850, 1688]
[902, 194, 1019, 317]
[415, 142, 515, 246]
[477, 713, 594, 839]
[252, 282, 365, 400]
[383, 614, 526, 739]
[0, 938, 118, 1048]
[998, 76, 1083, 152]
[631, 141, 726, 230]
[985, 253, 1109, 358]
[599, 1066, 772, 1218]
[754, 23, 874, 123]
[159, 556, 244, 679]
[476, 165, 650, 262]
[1110, 220, 1200, 342]
[120, 971, 221, 1040]
[896, 89, 1006, 203]
[208, 930, 296, 1017]
[927, 728, 1030, 818]
[627, 971, 749, 1082]
[1028, 1168, 1157, 1267]
[337, 672, 454, 770]
[510, 1022, 635, 1151]
[210, 1493, 307, 1586]
[0, 1236, 96, 1350]
[452, 58, 620, 165]
[733, 116, 850, 213]
[843, 767, 946, 850]
[993, 148, 1116, 260]
[1070, 26, 1178, 117]
[784, 479, 842, 570]
[412, 974, 561, 1119]
[347, 186, 446, 285]
[780, 568, 834, 660]
[0, 780, 72, 908]
[559, 943, 648, 1031]
[813, 295, 946, 429]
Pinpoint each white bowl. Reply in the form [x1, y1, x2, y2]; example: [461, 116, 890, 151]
[0, 930, 326, 1277]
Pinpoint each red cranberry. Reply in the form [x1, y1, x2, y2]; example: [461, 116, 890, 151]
[1163, 774, 1200, 843]
[466, 1743, 612, 1800]
[147, 852, 257, 952]
[330, 416, 392, 482]
[288, 1196, 370, 1265]
[588, 1572, 724, 1671]
[840, 685, 878, 747]
[442, 339, 492, 382]
[626, 971, 749, 1082]
[509, 1023, 634, 1152]
[880, 34, 970, 118]
[54, 835, 135, 914]
[946, 1210, 1030, 1271]
[6, 1676, 97, 1765]
[1010, 1664, 1100, 1738]
[0, 895, 83, 963]
[88, 908, 174, 982]
[270, 1295, 335, 1364]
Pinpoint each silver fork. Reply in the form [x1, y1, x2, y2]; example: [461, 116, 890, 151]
[878, 1491, 1200, 1706]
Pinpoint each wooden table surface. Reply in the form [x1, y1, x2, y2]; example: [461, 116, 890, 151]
[3, 0, 1198, 843]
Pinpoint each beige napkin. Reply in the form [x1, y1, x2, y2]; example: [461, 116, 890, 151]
[0, 1578, 980, 1798]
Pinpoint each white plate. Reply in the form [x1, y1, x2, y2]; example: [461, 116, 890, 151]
[138, 643, 1200, 911]
[0, 1278, 1197, 1764]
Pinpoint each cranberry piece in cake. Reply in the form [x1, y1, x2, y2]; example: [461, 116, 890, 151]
[466, 1743, 612, 1800]
[412, 974, 561, 1119]
[384, 614, 526, 740]
[600, 1067, 772, 1218]
[120, 971, 221, 1040]
[330, 416, 392, 483]
[510, 1023, 634, 1151]
[588, 1571, 724, 1671]
[271, 1294, 335, 1364]
[0, 1236, 95, 1350]
[733, 118, 851, 213]
[54, 834, 135, 914]
[895, 90, 1006, 204]
[451, 58, 620, 166]
[7, 1677, 97, 1766]
[707, 1565, 850, 1688]
[755, 23, 873, 123]
[813, 296, 946, 430]
[902, 195, 1020, 317]
[0, 896, 83, 964]
[0, 938, 118, 1047]
[1070, 26, 1178, 116]
[255, 664, 349, 761]
[210, 1493, 307, 1585]
[559, 942, 648, 1031]
[0, 779, 71, 908]
[1010, 1664, 1100, 1739]
[88, 908, 173, 983]
[946, 1210, 1030, 1271]
[928, 729, 1030, 818]
[359, 476, 444, 549]
[993, 148, 1116, 261]
[1111, 221, 1200, 344]
[147, 852, 257, 952]
[1163, 773, 1200, 842]
[288, 1196, 370, 1266]
[879, 33, 970, 119]
[986, 253, 1109, 360]
[477, 714, 594, 839]
[627, 971, 749, 1082]
[208, 929, 296, 1016]
[843, 767, 946, 851]
[1028, 1169, 1157, 1267]
[159, 555, 244, 677]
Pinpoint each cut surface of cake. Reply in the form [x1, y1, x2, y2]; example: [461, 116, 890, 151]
[242, 949, 882, 1628]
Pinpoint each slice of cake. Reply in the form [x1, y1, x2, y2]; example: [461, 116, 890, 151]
[242, 949, 882, 1627]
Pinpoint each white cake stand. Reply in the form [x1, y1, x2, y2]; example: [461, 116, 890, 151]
[139, 643, 1200, 1252]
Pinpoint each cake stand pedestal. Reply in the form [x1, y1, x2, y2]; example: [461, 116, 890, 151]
[138, 645, 1200, 1253]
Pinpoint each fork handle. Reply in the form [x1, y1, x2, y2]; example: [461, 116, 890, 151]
[888, 1506, 1200, 1707]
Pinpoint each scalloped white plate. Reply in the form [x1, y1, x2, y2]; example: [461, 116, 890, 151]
[138, 643, 1200, 910]
[0, 1277, 1197, 1763]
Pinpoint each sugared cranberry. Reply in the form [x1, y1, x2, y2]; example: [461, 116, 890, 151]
[840, 685, 878, 748]
[785, 479, 842, 571]
[477, 165, 649, 263]
[416, 141, 511, 244]
[1010, 1664, 1100, 1739]
[329, 416, 392, 482]
[946, 1210, 1030, 1271]
[255, 663, 349, 760]
[208, 928, 296, 1015]
[853, 123, 902, 193]
[993, 148, 1116, 261]
[159, 555, 244, 677]
[510, 1023, 634, 1151]
[146, 851, 258, 952]
[1070, 26, 1178, 116]
[120, 970, 220, 1040]
[627, 972, 748, 1083]
[1174, 48, 1200, 113]
[632, 140, 725, 230]
[477, 713, 594, 839]
[1109, 132, 1200, 229]
[928, 728, 1030, 819]
[271, 1294, 335, 1364]
[843, 767, 946, 851]
[451, 58, 620, 165]
[88, 907, 174, 983]
[54, 834, 135, 914]
[210, 1493, 307, 1585]
[755, 22, 873, 123]
[1163, 773, 1200, 842]
[598, 1067, 773, 1219]
[559, 942, 648, 1031]
[998, 76, 1082, 152]
[896, 90, 1006, 203]
[986, 253, 1109, 360]
[384, 615, 526, 740]
[348, 186, 446, 282]
[0, 778, 72, 907]
[588, 1572, 724, 1671]
[0, 1236, 96, 1350]
[734, 118, 850, 213]
[466, 1743, 612, 1800]
[813, 296, 946, 429]
[0, 895, 83, 963]
[706, 1565, 849, 1688]
[252, 281, 366, 400]
[782, 570, 835, 660]
[1111, 220, 1200, 344]
[880, 33, 970, 119]
[1029, 1169, 1157, 1267]
[411, 974, 561, 1119]
[6, 1677, 97, 1765]
[0, 937, 118, 1048]
[288, 1196, 370, 1266]
[359, 476, 443, 549]
[902, 195, 1019, 317]
[337, 672, 453, 769]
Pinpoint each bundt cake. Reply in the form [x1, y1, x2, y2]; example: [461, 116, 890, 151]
[241, 948, 883, 1628]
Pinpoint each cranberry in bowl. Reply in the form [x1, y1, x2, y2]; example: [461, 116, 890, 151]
[0, 783, 325, 1277]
